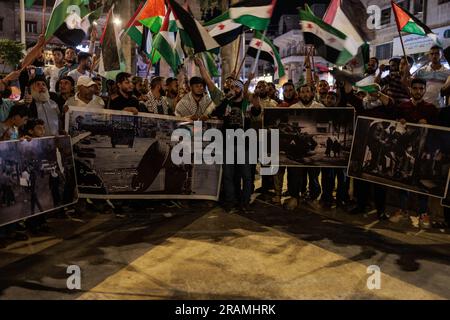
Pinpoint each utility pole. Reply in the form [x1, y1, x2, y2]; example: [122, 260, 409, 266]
[19, 0, 26, 47]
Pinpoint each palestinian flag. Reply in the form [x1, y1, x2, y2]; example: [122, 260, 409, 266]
[323, 0, 375, 56]
[153, 8, 181, 74]
[45, 0, 92, 46]
[137, 0, 165, 33]
[167, 0, 219, 54]
[100, 6, 120, 72]
[123, 2, 144, 44]
[230, 0, 277, 31]
[25, 0, 35, 8]
[299, 5, 354, 66]
[124, 3, 160, 64]
[391, 1, 440, 44]
[204, 11, 244, 47]
[247, 31, 285, 79]
[202, 52, 220, 77]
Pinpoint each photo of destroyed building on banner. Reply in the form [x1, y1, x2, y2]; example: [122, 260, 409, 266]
[66, 107, 222, 200]
[348, 117, 450, 198]
[0, 136, 77, 227]
[263, 107, 355, 167]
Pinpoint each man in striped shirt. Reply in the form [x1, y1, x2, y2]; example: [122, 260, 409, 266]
[376, 57, 410, 106]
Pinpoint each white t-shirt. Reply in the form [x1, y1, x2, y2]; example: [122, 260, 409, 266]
[45, 65, 64, 92]
[291, 100, 325, 108]
[416, 63, 450, 108]
[67, 69, 96, 84]
[65, 94, 105, 109]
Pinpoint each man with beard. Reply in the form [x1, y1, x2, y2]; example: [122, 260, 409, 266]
[278, 82, 298, 108]
[291, 84, 325, 108]
[27, 76, 60, 136]
[109, 72, 141, 114]
[64, 76, 105, 109]
[249, 79, 278, 196]
[175, 57, 223, 119]
[316, 80, 330, 104]
[365, 57, 379, 78]
[165, 77, 180, 115]
[145, 76, 170, 115]
[210, 79, 253, 213]
[283, 84, 325, 210]
[389, 78, 438, 227]
[268, 82, 281, 104]
[58, 47, 78, 80]
[273, 82, 299, 204]
[45, 48, 65, 93]
[50, 76, 75, 114]
[376, 57, 410, 105]
[68, 52, 95, 84]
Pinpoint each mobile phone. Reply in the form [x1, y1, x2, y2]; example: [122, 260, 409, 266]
[35, 67, 44, 76]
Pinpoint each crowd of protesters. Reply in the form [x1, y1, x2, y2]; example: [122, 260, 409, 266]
[1, 39, 450, 247]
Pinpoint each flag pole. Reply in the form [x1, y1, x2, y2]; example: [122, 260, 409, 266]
[41, 0, 47, 34]
[232, 33, 243, 76]
[251, 29, 267, 74]
[235, 32, 247, 77]
[120, 1, 144, 41]
[146, 49, 157, 79]
[391, 1, 407, 58]
[311, 45, 317, 82]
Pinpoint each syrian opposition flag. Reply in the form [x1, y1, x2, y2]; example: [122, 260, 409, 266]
[99, 7, 121, 72]
[299, 5, 354, 66]
[323, 0, 375, 56]
[354, 75, 379, 93]
[153, 8, 181, 74]
[45, 0, 92, 46]
[391, 1, 440, 44]
[167, 0, 219, 54]
[204, 11, 244, 47]
[230, 0, 277, 31]
[247, 31, 285, 79]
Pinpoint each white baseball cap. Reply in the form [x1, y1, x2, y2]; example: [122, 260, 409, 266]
[77, 76, 96, 88]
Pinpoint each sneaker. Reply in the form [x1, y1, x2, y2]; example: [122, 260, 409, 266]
[419, 213, 431, 229]
[378, 212, 390, 221]
[241, 204, 254, 214]
[272, 195, 281, 204]
[389, 210, 406, 223]
[284, 197, 298, 211]
[224, 204, 238, 214]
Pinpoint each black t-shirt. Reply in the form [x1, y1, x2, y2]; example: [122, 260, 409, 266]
[109, 92, 141, 111]
[50, 92, 69, 114]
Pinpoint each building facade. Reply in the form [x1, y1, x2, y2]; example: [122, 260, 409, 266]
[365, 0, 450, 63]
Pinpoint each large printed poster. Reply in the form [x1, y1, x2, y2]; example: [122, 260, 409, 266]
[348, 116, 450, 198]
[263, 107, 355, 167]
[0, 136, 78, 227]
[65, 107, 222, 200]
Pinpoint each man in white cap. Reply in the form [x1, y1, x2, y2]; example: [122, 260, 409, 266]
[64, 76, 105, 110]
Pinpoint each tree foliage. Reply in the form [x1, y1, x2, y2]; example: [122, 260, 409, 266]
[0, 39, 24, 69]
